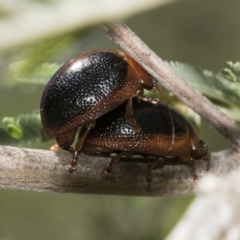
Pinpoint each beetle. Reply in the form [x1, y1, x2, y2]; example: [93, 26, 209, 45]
[40, 50, 157, 170]
[81, 97, 210, 185]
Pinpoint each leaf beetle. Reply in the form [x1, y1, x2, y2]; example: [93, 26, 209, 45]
[40, 50, 157, 170]
[81, 97, 210, 185]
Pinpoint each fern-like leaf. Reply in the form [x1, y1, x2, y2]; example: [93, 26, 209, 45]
[168, 61, 240, 122]
[219, 61, 240, 82]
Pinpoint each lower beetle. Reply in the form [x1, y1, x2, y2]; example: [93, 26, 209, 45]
[81, 97, 210, 185]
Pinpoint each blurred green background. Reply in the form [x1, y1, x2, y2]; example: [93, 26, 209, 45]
[0, 0, 239, 239]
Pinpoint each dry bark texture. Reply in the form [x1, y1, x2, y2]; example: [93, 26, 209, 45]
[0, 145, 239, 197]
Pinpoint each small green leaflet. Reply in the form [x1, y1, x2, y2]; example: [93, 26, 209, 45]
[0, 110, 44, 146]
[168, 61, 240, 122]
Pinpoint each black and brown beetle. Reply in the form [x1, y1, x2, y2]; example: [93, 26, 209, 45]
[81, 97, 210, 184]
[40, 50, 156, 170]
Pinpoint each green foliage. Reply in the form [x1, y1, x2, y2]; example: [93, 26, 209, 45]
[0, 110, 44, 146]
[220, 61, 240, 82]
[168, 61, 240, 122]
[4, 36, 68, 86]
[8, 61, 61, 85]
[2, 28, 93, 86]
[1, 60, 239, 146]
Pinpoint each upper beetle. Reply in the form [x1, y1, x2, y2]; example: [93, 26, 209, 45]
[40, 50, 156, 170]
[81, 97, 210, 185]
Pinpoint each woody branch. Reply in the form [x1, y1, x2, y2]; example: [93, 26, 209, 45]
[0, 145, 239, 196]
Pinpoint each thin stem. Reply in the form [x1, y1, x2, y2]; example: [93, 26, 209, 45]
[102, 21, 240, 149]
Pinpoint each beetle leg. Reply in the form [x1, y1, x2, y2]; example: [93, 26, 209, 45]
[197, 140, 211, 171]
[177, 156, 198, 181]
[68, 121, 96, 171]
[189, 135, 211, 172]
[185, 158, 198, 181]
[188, 158, 198, 181]
[105, 152, 133, 175]
[145, 157, 165, 187]
[125, 96, 141, 133]
[203, 151, 211, 171]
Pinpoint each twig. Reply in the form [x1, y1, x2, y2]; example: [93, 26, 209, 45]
[0, 145, 239, 195]
[102, 21, 240, 149]
[165, 173, 240, 240]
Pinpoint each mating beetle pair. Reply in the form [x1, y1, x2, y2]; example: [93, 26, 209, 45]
[40, 50, 210, 184]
